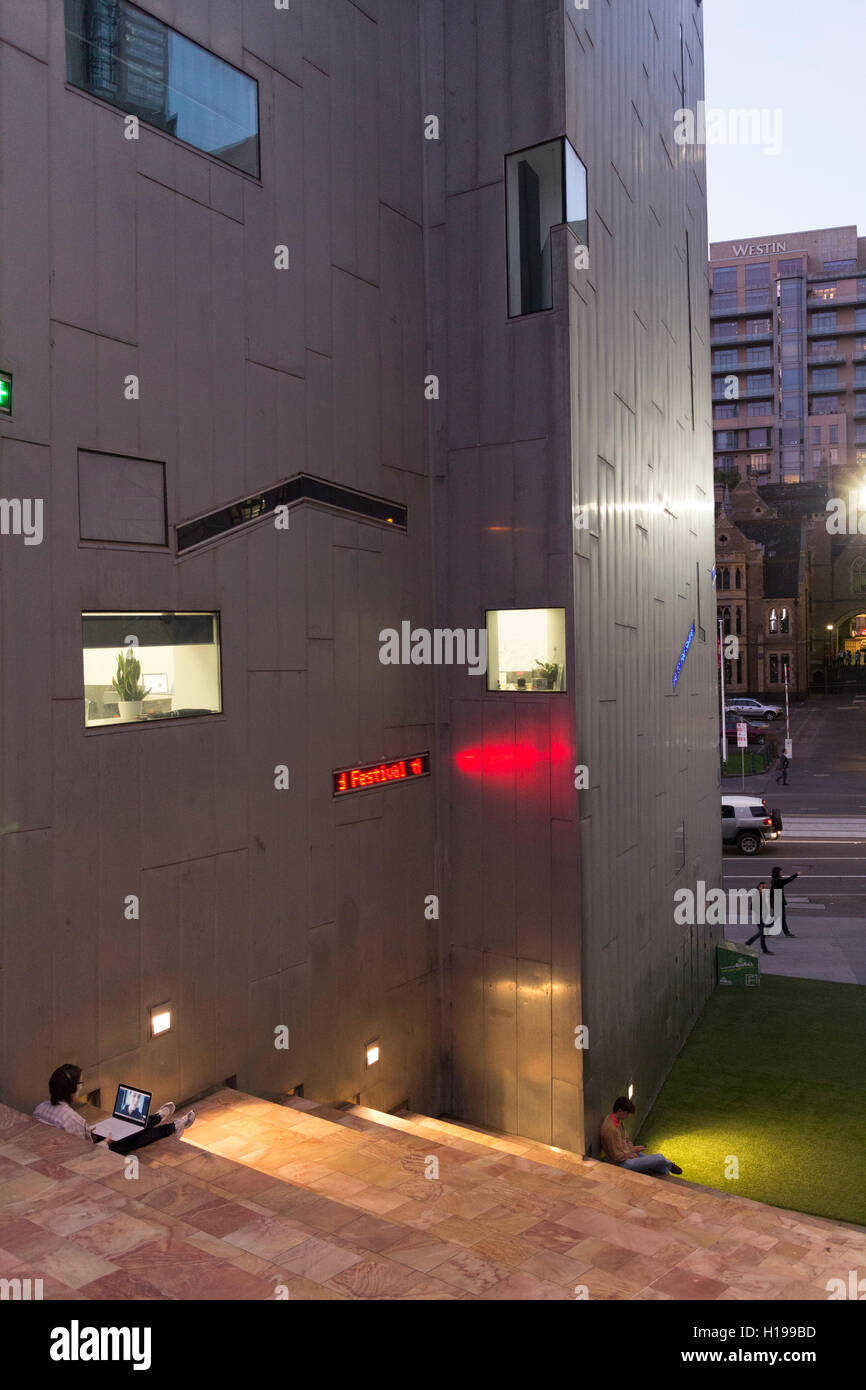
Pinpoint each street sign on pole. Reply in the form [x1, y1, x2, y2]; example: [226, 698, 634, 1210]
[784, 738, 793, 759]
[736, 721, 749, 749]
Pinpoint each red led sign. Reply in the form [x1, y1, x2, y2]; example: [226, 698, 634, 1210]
[333, 751, 431, 797]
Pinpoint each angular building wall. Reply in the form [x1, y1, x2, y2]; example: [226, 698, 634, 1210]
[566, 0, 720, 1145]
[1, 0, 719, 1154]
[0, 0, 440, 1117]
[429, 0, 720, 1153]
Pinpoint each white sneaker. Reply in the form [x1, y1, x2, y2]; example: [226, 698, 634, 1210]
[173, 1109, 196, 1134]
[157, 1103, 175, 1123]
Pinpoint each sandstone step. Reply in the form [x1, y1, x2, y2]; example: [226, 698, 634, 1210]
[10, 1088, 863, 1300]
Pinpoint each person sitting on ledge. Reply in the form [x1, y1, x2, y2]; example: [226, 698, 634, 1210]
[600, 1096, 682, 1176]
[33, 1063, 196, 1156]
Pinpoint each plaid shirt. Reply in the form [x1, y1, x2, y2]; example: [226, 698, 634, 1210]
[33, 1100, 98, 1143]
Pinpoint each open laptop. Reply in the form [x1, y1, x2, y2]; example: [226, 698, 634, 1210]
[91, 1084, 153, 1140]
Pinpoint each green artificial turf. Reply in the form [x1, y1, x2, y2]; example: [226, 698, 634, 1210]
[635, 974, 866, 1226]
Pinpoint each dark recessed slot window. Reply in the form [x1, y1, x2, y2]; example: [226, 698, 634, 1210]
[506, 138, 588, 317]
[64, 0, 259, 177]
[82, 610, 222, 727]
[177, 475, 407, 552]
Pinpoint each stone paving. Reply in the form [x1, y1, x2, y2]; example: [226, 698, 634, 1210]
[2, 1089, 864, 1300]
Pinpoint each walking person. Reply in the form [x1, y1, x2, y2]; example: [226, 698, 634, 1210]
[771, 864, 798, 938]
[745, 880, 775, 955]
[775, 752, 789, 785]
[33, 1064, 196, 1155]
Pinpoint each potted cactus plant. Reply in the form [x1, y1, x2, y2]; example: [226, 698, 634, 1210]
[111, 648, 151, 721]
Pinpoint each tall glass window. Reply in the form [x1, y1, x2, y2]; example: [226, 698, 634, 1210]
[713, 268, 737, 293]
[812, 368, 839, 388]
[64, 0, 260, 176]
[746, 374, 772, 394]
[506, 138, 587, 317]
[747, 428, 770, 448]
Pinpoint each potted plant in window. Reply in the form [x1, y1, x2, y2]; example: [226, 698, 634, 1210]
[111, 648, 151, 721]
[532, 659, 560, 691]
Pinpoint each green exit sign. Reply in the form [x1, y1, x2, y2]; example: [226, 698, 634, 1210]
[0, 372, 11, 415]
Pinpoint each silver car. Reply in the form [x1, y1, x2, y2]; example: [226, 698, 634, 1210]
[726, 697, 784, 722]
[721, 795, 780, 855]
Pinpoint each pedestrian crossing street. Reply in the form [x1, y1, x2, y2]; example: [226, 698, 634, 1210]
[782, 816, 866, 840]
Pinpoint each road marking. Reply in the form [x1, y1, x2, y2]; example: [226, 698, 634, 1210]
[782, 816, 866, 837]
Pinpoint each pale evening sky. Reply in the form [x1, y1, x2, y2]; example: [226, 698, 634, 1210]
[702, 0, 866, 248]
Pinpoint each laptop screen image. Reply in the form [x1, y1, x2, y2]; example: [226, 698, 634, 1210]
[113, 1084, 152, 1127]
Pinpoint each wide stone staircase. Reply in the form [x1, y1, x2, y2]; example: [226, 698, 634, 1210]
[1, 1089, 864, 1300]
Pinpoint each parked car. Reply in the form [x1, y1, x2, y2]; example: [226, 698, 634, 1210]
[721, 795, 780, 855]
[722, 714, 767, 746]
[725, 696, 784, 721]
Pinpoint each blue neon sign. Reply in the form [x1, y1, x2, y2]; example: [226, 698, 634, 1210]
[672, 622, 695, 690]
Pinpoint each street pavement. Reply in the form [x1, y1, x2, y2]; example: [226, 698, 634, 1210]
[721, 694, 866, 984]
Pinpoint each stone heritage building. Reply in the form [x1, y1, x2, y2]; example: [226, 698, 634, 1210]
[716, 477, 866, 697]
[0, 0, 717, 1158]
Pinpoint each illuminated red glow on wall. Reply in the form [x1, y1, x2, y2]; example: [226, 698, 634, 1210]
[455, 740, 572, 777]
[333, 751, 431, 796]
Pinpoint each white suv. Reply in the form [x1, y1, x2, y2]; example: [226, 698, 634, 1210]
[722, 796, 780, 855]
[726, 697, 784, 721]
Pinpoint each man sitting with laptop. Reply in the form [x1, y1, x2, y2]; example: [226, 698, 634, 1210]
[33, 1064, 196, 1154]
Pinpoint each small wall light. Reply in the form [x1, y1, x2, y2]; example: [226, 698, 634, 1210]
[627, 1082, 634, 1101]
[365, 1038, 380, 1068]
[150, 1004, 172, 1037]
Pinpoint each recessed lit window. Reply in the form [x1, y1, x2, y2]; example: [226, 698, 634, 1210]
[506, 138, 587, 317]
[150, 1004, 171, 1037]
[365, 1039, 380, 1068]
[486, 609, 566, 692]
[82, 612, 222, 727]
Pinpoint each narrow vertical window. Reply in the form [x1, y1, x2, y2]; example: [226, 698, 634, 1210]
[506, 138, 587, 317]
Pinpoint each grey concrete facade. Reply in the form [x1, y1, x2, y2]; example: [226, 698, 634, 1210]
[1, 0, 719, 1155]
[430, 0, 720, 1152]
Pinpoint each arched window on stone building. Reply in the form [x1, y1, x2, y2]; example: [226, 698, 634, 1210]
[769, 607, 778, 634]
[853, 558, 866, 594]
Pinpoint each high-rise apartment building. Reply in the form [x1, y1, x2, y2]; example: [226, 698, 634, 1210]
[0, 0, 716, 1158]
[710, 226, 866, 487]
